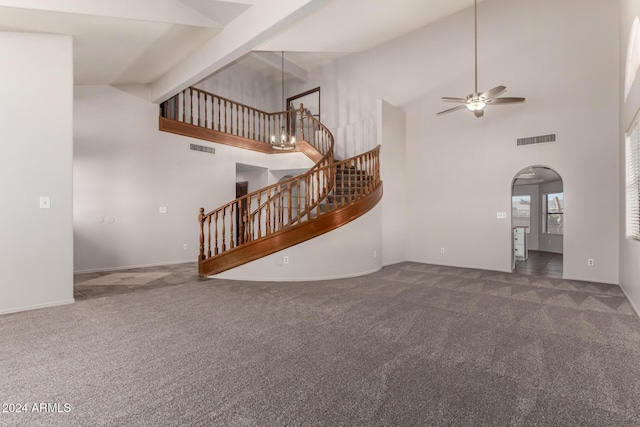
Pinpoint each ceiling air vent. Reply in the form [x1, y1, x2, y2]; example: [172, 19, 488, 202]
[517, 133, 556, 146]
[189, 143, 215, 154]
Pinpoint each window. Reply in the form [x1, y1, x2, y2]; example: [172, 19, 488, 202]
[626, 17, 640, 101]
[543, 192, 564, 235]
[512, 195, 531, 232]
[627, 120, 640, 240]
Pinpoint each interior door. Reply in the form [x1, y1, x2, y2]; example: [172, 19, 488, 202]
[235, 181, 248, 245]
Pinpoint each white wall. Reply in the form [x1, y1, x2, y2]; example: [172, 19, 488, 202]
[379, 100, 407, 265]
[194, 61, 281, 113]
[620, 0, 640, 313]
[74, 85, 312, 272]
[236, 166, 268, 193]
[288, 61, 379, 161]
[72, 0, 622, 287]
[401, 0, 619, 283]
[269, 168, 307, 186]
[287, 0, 619, 283]
[214, 203, 382, 281]
[0, 32, 74, 314]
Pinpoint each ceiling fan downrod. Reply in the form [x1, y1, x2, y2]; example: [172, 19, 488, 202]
[436, 0, 525, 118]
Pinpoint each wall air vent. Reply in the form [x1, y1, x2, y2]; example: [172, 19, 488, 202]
[189, 143, 215, 154]
[517, 134, 557, 146]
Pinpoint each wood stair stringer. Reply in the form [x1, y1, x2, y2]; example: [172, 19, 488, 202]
[199, 184, 383, 276]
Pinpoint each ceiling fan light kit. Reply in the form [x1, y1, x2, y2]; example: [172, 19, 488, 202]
[437, 0, 525, 118]
[466, 97, 486, 112]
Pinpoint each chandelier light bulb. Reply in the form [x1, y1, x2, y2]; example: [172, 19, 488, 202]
[270, 51, 296, 150]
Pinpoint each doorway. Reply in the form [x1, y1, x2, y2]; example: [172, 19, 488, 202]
[235, 181, 248, 245]
[511, 166, 564, 278]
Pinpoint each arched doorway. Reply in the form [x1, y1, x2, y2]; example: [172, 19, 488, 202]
[511, 166, 564, 278]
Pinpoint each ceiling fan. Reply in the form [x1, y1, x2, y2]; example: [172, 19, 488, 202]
[437, 0, 525, 118]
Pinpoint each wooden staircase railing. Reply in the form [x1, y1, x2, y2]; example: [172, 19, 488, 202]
[160, 87, 332, 158]
[159, 87, 383, 276]
[161, 87, 276, 143]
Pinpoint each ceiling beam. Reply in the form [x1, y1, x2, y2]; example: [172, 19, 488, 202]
[150, 0, 330, 103]
[0, 0, 221, 27]
[251, 51, 308, 82]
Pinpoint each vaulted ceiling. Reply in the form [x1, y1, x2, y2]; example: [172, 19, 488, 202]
[0, 0, 484, 101]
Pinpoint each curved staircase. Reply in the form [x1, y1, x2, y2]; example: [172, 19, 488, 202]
[160, 87, 382, 276]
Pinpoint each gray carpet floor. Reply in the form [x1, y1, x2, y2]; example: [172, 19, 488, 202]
[2, 262, 640, 426]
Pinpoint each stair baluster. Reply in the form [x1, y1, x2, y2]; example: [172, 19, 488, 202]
[159, 88, 382, 276]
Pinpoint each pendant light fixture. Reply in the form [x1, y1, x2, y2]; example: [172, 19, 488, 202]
[271, 51, 296, 150]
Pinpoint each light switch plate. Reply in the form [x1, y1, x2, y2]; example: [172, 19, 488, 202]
[159, 207, 168, 214]
[496, 212, 507, 219]
[40, 196, 51, 209]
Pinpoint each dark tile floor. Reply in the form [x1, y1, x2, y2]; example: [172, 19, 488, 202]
[74, 262, 208, 301]
[514, 250, 563, 279]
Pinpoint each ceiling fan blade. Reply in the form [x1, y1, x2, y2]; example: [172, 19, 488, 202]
[437, 105, 467, 115]
[481, 85, 506, 98]
[441, 97, 467, 103]
[488, 97, 526, 104]
[474, 109, 484, 118]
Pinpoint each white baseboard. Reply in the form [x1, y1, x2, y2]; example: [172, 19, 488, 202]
[560, 274, 620, 285]
[619, 284, 640, 319]
[74, 260, 195, 274]
[404, 258, 512, 274]
[211, 266, 383, 282]
[0, 299, 75, 316]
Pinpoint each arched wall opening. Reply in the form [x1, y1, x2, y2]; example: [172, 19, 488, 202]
[511, 166, 564, 278]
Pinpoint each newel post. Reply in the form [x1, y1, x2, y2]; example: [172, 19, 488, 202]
[199, 208, 205, 260]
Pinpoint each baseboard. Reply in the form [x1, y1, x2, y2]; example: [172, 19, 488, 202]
[0, 299, 75, 316]
[74, 260, 195, 274]
[619, 284, 640, 319]
[560, 274, 620, 285]
[211, 266, 383, 282]
[404, 258, 512, 274]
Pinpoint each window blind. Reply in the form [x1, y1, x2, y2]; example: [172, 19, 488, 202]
[627, 122, 640, 240]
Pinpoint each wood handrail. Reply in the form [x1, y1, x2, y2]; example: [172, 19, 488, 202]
[199, 183, 383, 276]
[160, 87, 335, 158]
[198, 146, 381, 269]
[161, 87, 274, 143]
[160, 88, 382, 276]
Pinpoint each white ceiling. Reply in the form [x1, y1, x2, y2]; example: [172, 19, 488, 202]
[257, 0, 481, 55]
[0, 0, 482, 87]
[514, 167, 562, 186]
[242, 0, 485, 77]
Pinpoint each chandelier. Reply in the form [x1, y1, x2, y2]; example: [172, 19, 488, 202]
[271, 51, 296, 150]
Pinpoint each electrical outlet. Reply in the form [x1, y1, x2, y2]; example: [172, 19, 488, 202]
[283, 256, 289, 264]
[587, 258, 594, 267]
[440, 247, 446, 254]
[496, 212, 507, 219]
[159, 207, 168, 214]
[183, 244, 188, 251]
[39, 196, 50, 209]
